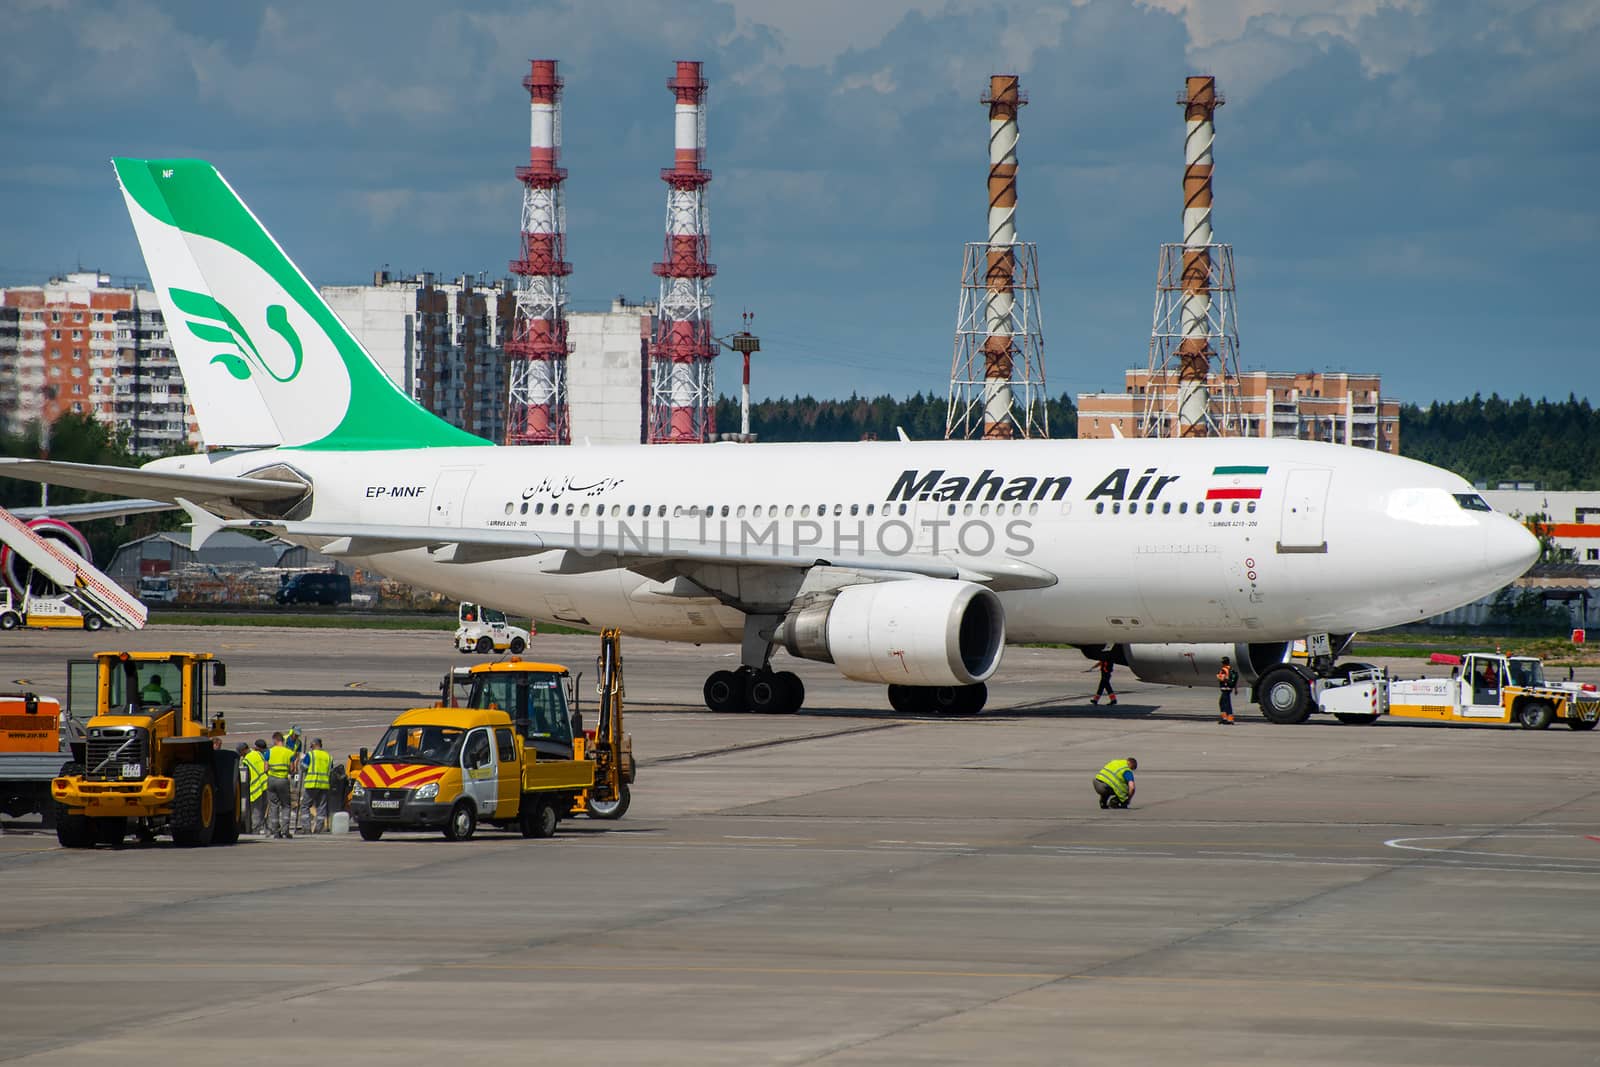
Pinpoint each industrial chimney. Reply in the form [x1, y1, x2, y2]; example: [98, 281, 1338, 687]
[646, 60, 717, 444]
[505, 59, 573, 445]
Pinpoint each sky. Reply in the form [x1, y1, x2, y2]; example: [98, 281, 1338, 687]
[1, 0, 1595, 408]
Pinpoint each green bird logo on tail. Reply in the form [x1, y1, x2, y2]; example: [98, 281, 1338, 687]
[168, 287, 304, 384]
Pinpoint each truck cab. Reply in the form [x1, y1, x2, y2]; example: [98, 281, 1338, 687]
[349, 704, 592, 842]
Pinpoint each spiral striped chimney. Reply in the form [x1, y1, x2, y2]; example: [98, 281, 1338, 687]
[980, 75, 1024, 439]
[1176, 75, 1221, 437]
[647, 60, 717, 444]
[505, 59, 572, 445]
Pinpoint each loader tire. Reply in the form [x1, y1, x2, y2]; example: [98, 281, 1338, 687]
[54, 763, 93, 849]
[171, 763, 218, 847]
[95, 817, 127, 847]
[585, 783, 630, 821]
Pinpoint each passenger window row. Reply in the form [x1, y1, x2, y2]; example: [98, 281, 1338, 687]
[1092, 500, 1258, 516]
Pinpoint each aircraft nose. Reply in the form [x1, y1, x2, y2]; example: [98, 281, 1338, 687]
[1485, 515, 1539, 583]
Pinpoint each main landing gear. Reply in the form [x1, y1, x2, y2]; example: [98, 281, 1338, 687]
[703, 666, 806, 714]
[886, 683, 988, 716]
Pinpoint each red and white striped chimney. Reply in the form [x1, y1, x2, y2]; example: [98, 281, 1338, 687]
[647, 60, 717, 444]
[1176, 74, 1222, 438]
[505, 58, 572, 445]
[982, 74, 1025, 440]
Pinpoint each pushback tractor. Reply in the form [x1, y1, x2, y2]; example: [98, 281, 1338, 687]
[1314, 651, 1599, 730]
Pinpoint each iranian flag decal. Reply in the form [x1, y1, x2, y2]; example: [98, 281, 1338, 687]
[1207, 465, 1268, 500]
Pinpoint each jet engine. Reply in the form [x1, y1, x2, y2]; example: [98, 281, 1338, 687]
[1107, 642, 1292, 687]
[777, 579, 1005, 686]
[1, 517, 91, 596]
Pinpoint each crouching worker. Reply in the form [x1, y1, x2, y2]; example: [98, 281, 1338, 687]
[1093, 756, 1137, 810]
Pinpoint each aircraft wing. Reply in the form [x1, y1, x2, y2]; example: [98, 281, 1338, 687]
[9, 499, 177, 522]
[0, 458, 306, 503]
[226, 517, 1058, 591]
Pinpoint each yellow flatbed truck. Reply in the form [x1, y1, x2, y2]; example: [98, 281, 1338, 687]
[348, 704, 593, 841]
[1317, 652, 1600, 730]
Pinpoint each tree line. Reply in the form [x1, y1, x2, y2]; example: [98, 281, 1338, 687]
[1397, 394, 1599, 490]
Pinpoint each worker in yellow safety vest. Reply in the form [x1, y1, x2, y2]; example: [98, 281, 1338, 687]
[1093, 757, 1137, 810]
[266, 731, 296, 839]
[299, 738, 334, 834]
[237, 742, 269, 834]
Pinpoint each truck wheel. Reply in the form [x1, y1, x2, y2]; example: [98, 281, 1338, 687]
[444, 799, 476, 841]
[1567, 716, 1597, 731]
[1517, 701, 1554, 730]
[1258, 669, 1312, 724]
[586, 783, 630, 821]
[358, 822, 385, 841]
[1334, 713, 1379, 725]
[171, 763, 218, 847]
[0, 611, 18, 630]
[520, 797, 558, 838]
[509, 637, 526, 654]
[83, 614, 104, 632]
[475, 636, 493, 655]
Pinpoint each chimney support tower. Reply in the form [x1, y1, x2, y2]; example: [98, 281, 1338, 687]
[505, 58, 572, 445]
[647, 60, 716, 444]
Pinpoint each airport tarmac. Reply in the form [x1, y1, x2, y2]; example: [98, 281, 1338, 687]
[2, 626, 1598, 1065]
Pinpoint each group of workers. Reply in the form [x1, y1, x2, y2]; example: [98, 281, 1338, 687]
[1086, 655, 1240, 724]
[234, 730, 337, 839]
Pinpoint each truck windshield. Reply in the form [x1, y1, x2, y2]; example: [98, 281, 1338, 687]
[109, 662, 183, 712]
[1507, 659, 1545, 688]
[469, 674, 571, 744]
[372, 725, 465, 765]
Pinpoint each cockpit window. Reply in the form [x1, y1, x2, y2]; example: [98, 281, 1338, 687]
[1453, 493, 1492, 512]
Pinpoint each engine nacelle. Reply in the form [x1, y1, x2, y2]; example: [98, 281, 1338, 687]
[1113, 642, 1291, 688]
[777, 579, 1005, 686]
[1, 517, 91, 595]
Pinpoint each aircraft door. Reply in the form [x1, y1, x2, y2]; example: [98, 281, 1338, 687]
[461, 726, 497, 816]
[430, 468, 476, 528]
[1278, 469, 1331, 554]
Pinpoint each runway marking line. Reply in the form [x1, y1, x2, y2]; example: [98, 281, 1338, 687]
[430, 962, 1600, 1000]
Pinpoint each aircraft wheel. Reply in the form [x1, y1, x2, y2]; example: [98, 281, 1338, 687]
[887, 684, 926, 715]
[927, 683, 988, 715]
[1258, 668, 1312, 724]
[745, 670, 793, 714]
[776, 671, 805, 714]
[704, 670, 746, 713]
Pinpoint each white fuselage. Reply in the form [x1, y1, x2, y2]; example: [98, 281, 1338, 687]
[157, 436, 1536, 649]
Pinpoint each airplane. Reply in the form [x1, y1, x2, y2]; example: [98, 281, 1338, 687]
[0, 158, 1539, 721]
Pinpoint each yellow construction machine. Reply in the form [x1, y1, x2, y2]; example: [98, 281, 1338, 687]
[51, 651, 240, 848]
